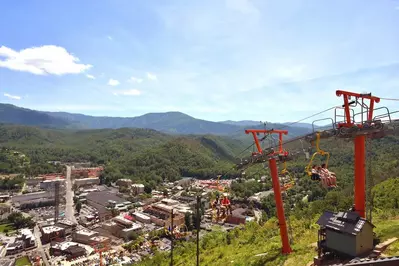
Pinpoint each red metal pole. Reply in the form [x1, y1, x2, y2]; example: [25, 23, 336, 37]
[343, 95, 351, 124]
[278, 132, 283, 154]
[354, 135, 366, 218]
[251, 132, 263, 153]
[269, 157, 292, 254]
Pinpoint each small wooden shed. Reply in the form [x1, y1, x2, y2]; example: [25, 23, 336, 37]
[316, 211, 375, 257]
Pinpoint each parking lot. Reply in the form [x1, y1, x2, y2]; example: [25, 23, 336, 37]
[27, 204, 66, 221]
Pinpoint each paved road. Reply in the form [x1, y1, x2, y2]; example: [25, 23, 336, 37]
[65, 166, 77, 223]
[34, 225, 50, 266]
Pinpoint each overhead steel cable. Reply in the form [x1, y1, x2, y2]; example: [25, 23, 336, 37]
[379, 97, 399, 101]
[274, 106, 338, 131]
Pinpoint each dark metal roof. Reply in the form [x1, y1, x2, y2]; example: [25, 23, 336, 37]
[331, 256, 399, 265]
[66, 245, 86, 254]
[86, 191, 125, 207]
[316, 211, 374, 236]
[316, 210, 335, 226]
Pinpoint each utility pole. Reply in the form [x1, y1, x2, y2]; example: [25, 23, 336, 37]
[54, 180, 60, 223]
[196, 195, 201, 266]
[170, 208, 174, 266]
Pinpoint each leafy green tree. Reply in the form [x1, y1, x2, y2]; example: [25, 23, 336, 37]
[144, 185, 152, 194]
[184, 212, 193, 231]
[75, 200, 82, 214]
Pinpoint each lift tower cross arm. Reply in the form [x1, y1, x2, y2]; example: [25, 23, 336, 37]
[245, 129, 292, 255]
[244, 129, 288, 155]
[335, 90, 381, 219]
[336, 90, 381, 127]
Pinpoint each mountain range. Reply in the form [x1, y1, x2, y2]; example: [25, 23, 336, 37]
[0, 103, 314, 137]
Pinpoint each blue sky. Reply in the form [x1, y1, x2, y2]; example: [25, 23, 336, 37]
[1, 0, 399, 123]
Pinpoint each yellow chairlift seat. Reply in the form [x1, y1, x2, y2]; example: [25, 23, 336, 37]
[279, 161, 295, 191]
[305, 132, 330, 177]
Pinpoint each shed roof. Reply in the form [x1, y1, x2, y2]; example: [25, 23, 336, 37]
[316, 210, 375, 236]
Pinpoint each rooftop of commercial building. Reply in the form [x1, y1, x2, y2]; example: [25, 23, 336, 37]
[86, 191, 126, 207]
[122, 222, 142, 231]
[19, 228, 35, 240]
[154, 203, 174, 212]
[57, 219, 76, 227]
[133, 212, 151, 220]
[90, 236, 109, 242]
[75, 229, 98, 237]
[42, 226, 65, 234]
[51, 241, 78, 251]
[113, 216, 133, 226]
[161, 198, 180, 205]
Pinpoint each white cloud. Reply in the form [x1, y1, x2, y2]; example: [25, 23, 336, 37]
[128, 76, 143, 83]
[113, 89, 141, 96]
[86, 74, 95, 79]
[108, 79, 120, 86]
[107, 36, 113, 40]
[0, 45, 92, 75]
[3, 93, 21, 100]
[147, 72, 157, 80]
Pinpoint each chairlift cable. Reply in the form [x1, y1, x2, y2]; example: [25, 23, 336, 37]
[379, 97, 399, 101]
[275, 106, 338, 130]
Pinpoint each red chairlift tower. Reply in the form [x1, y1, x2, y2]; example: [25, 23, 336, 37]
[244, 128, 292, 255]
[335, 90, 381, 218]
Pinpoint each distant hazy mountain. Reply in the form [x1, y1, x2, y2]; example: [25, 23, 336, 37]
[0, 103, 314, 137]
[0, 103, 70, 128]
[220, 120, 262, 127]
[282, 122, 315, 129]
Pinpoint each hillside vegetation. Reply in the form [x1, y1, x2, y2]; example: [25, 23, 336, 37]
[139, 177, 399, 266]
[0, 124, 247, 187]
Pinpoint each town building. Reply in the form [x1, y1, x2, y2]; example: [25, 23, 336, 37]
[131, 184, 145, 195]
[74, 177, 100, 187]
[41, 226, 66, 243]
[132, 212, 151, 224]
[0, 203, 12, 220]
[161, 198, 180, 206]
[39, 179, 65, 191]
[6, 242, 23, 255]
[116, 179, 132, 187]
[0, 258, 15, 266]
[50, 242, 87, 260]
[18, 228, 36, 249]
[0, 194, 11, 202]
[11, 191, 55, 209]
[85, 191, 128, 220]
[72, 229, 98, 245]
[143, 204, 185, 228]
[56, 219, 77, 235]
[316, 211, 375, 258]
[5, 228, 36, 255]
[102, 214, 143, 239]
[176, 177, 194, 187]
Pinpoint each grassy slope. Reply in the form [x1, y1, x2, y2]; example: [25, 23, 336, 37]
[139, 214, 399, 266]
[139, 175, 399, 266]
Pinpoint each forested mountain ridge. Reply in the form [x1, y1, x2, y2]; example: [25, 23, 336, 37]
[0, 124, 246, 187]
[0, 103, 312, 137]
[0, 103, 71, 128]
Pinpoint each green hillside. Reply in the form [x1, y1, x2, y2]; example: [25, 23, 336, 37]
[0, 124, 246, 186]
[139, 177, 399, 266]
